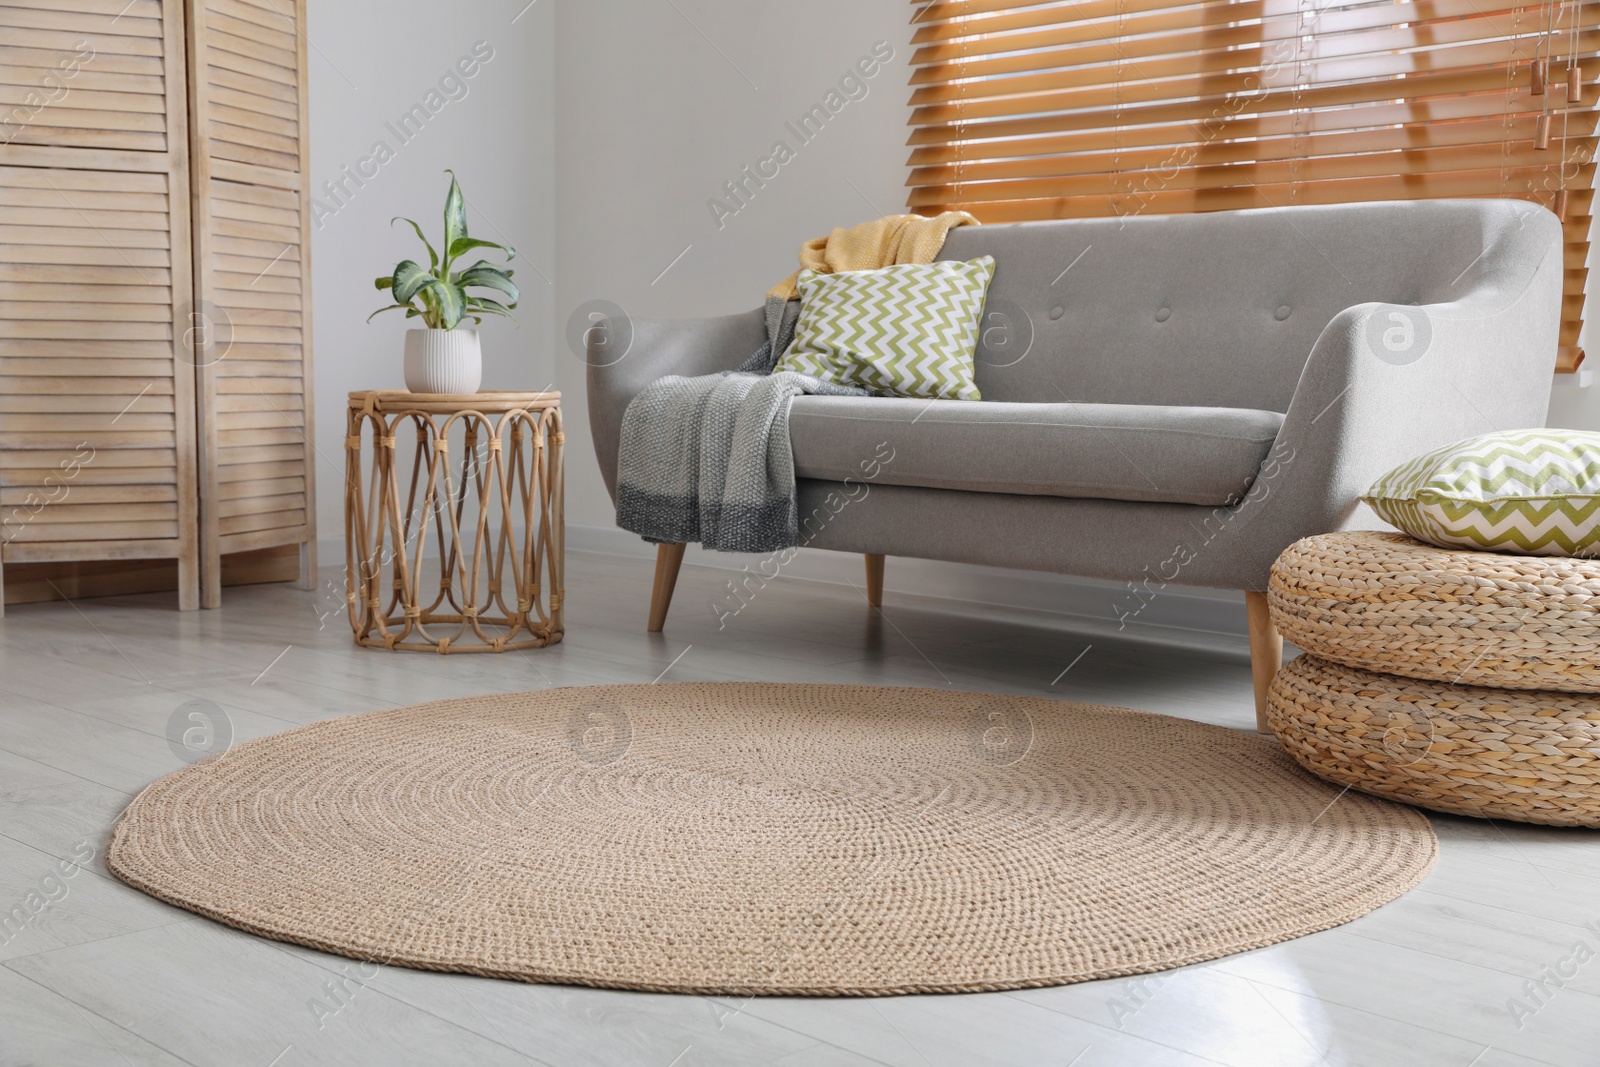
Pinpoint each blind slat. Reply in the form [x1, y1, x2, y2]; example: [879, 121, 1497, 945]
[910, 120, 1600, 187]
[913, 184, 1593, 227]
[912, 0, 1565, 71]
[909, 17, 1600, 103]
[908, 90, 1573, 159]
[912, 0, 1549, 54]
[909, 157, 1597, 207]
[909, 56, 1597, 127]
[915, 0, 1268, 37]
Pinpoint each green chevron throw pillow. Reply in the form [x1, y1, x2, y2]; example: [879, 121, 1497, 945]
[1363, 430, 1600, 557]
[777, 257, 995, 401]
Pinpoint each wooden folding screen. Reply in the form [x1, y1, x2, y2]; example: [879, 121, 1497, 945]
[907, 0, 1599, 371]
[0, 0, 315, 612]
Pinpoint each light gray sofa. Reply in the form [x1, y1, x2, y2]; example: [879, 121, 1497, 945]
[588, 200, 1564, 729]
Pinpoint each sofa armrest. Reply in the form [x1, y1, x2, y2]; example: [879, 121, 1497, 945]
[1224, 213, 1564, 586]
[586, 306, 767, 501]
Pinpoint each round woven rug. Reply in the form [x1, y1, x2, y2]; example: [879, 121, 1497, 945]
[108, 683, 1436, 996]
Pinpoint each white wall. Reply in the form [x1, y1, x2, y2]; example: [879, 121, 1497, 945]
[306, 0, 915, 543]
[305, 0, 555, 539]
[552, 0, 915, 530]
[1547, 247, 1599, 431]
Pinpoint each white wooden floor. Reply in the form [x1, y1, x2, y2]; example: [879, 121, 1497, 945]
[2, 547, 1598, 1067]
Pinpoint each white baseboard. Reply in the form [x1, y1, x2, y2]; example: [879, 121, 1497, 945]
[315, 525, 1251, 657]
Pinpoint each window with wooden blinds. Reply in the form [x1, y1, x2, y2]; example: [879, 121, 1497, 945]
[906, 0, 1599, 372]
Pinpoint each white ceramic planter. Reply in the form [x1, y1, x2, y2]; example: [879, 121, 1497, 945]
[403, 328, 482, 394]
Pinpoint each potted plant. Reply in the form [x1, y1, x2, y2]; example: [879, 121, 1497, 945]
[370, 170, 519, 393]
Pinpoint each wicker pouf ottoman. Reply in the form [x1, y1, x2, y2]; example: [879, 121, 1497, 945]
[1266, 531, 1600, 827]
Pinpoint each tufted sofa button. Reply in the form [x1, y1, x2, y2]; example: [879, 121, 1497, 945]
[1275, 305, 1292, 321]
[1048, 306, 1064, 320]
[1155, 307, 1171, 322]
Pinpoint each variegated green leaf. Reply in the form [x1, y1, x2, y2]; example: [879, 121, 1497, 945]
[457, 266, 519, 306]
[464, 296, 515, 319]
[391, 261, 434, 305]
[390, 216, 439, 272]
[442, 171, 467, 263]
[366, 303, 415, 323]
[447, 237, 514, 262]
[456, 259, 512, 276]
[420, 280, 466, 330]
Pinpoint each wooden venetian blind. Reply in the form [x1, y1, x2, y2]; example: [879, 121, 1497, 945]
[907, 0, 1600, 372]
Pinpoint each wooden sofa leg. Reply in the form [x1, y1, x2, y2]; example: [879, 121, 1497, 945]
[1245, 590, 1282, 735]
[647, 543, 687, 632]
[864, 554, 885, 607]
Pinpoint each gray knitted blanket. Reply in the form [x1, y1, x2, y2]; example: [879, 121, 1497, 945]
[615, 297, 864, 552]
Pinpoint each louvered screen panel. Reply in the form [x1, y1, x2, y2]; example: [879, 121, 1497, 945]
[908, 0, 1599, 372]
[0, 167, 182, 547]
[0, 0, 199, 609]
[189, 0, 314, 606]
[207, 177, 307, 541]
[201, 0, 300, 170]
[0, 0, 169, 153]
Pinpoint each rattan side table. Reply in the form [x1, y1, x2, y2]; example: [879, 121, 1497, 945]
[344, 391, 564, 653]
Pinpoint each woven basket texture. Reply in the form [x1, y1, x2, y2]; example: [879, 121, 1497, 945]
[1270, 531, 1600, 693]
[1268, 655, 1600, 827]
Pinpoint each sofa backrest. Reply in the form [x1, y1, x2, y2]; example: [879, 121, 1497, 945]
[939, 199, 1551, 412]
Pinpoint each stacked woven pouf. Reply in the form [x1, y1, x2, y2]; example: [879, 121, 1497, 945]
[1265, 531, 1600, 827]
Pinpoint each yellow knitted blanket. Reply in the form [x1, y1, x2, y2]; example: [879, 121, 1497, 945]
[766, 211, 979, 302]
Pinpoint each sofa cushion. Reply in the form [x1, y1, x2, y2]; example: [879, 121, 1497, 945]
[777, 257, 994, 401]
[1363, 429, 1600, 556]
[789, 396, 1284, 506]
